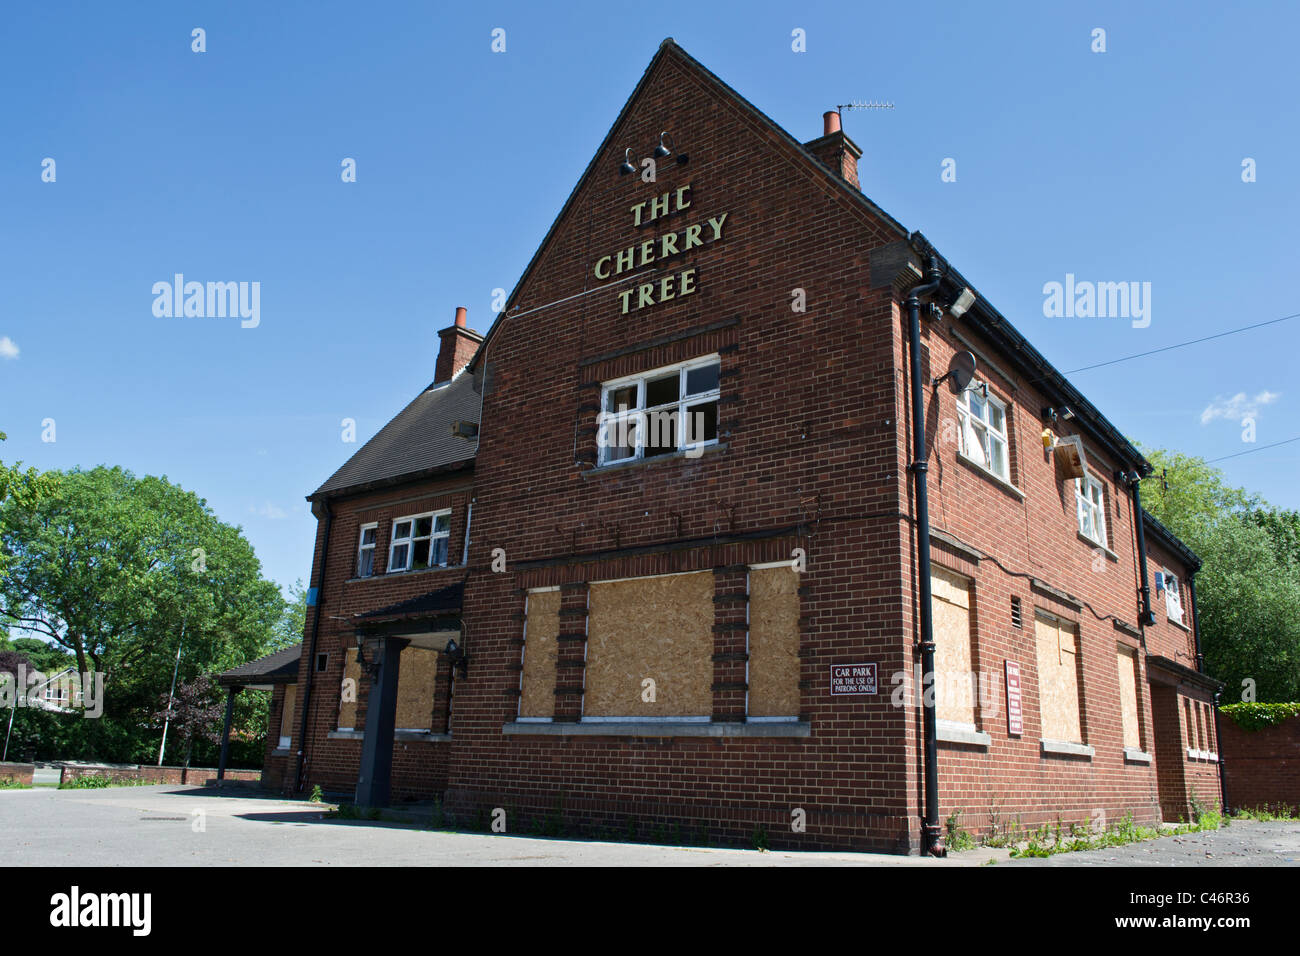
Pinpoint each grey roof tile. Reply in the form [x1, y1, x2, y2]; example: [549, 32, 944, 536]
[312, 372, 480, 498]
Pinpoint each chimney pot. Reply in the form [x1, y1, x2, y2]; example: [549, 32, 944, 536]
[824, 110, 841, 135]
[435, 307, 482, 383]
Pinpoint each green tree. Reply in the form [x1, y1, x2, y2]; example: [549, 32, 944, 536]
[0, 430, 58, 576]
[1139, 446, 1300, 702]
[0, 466, 286, 724]
[272, 579, 308, 651]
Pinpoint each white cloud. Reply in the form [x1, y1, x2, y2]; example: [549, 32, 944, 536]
[0, 336, 18, 360]
[250, 501, 289, 520]
[1200, 390, 1280, 425]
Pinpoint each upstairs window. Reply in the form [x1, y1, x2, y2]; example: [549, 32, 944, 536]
[597, 357, 720, 465]
[388, 511, 451, 572]
[957, 385, 1009, 481]
[356, 523, 377, 578]
[1162, 570, 1184, 624]
[1076, 474, 1108, 547]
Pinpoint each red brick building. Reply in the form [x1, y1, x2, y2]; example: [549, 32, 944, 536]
[279, 40, 1222, 854]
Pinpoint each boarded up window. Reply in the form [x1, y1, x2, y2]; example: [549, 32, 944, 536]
[338, 652, 360, 730]
[1116, 645, 1141, 749]
[931, 568, 975, 726]
[395, 648, 437, 731]
[520, 589, 561, 718]
[1034, 613, 1082, 743]
[279, 683, 297, 747]
[585, 572, 713, 717]
[748, 567, 800, 717]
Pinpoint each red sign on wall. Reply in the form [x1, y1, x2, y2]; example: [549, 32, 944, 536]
[1005, 661, 1023, 736]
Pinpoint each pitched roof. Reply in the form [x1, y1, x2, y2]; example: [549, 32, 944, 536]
[311, 372, 480, 499]
[464, 38, 1153, 479]
[217, 644, 302, 686]
[466, 37, 909, 372]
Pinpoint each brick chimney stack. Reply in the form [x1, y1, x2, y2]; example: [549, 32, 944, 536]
[804, 109, 862, 190]
[434, 306, 483, 383]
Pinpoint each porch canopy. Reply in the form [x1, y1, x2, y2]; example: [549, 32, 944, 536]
[213, 643, 301, 782]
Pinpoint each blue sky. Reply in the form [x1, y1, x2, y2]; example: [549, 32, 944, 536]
[2, 0, 1297, 597]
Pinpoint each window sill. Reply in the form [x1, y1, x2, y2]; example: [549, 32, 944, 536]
[327, 730, 451, 743]
[936, 719, 991, 748]
[1124, 747, 1153, 764]
[587, 442, 727, 477]
[955, 452, 1024, 500]
[346, 563, 464, 585]
[1077, 532, 1118, 561]
[1040, 738, 1094, 759]
[1167, 617, 1190, 632]
[270, 748, 294, 758]
[501, 720, 810, 738]
[1186, 747, 1218, 762]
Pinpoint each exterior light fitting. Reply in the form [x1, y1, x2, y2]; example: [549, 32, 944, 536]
[619, 149, 636, 175]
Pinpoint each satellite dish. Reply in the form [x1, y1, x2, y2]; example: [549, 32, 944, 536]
[948, 351, 977, 392]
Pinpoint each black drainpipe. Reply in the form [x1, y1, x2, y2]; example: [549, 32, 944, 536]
[296, 499, 333, 793]
[1126, 473, 1157, 627]
[905, 252, 946, 857]
[1188, 573, 1229, 811]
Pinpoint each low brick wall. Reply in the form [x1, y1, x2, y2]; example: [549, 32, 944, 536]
[1219, 713, 1300, 813]
[58, 765, 262, 788]
[0, 762, 35, 786]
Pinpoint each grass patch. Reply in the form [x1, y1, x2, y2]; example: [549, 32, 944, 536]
[0, 779, 32, 789]
[1232, 803, 1298, 822]
[1005, 806, 1225, 859]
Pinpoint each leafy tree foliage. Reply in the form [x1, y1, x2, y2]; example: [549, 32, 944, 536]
[0, 465, 288, 762]
[1140, 446, 1300, 702]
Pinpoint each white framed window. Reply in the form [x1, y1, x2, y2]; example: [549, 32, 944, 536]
[387, 511, 451, 572]
[356, 523, 377, 578]
[597, 356, 720, 466]
[1163, 570, 1184, 624]
[1076, 473, 1108, 547]
[956, 384, 1009, 481]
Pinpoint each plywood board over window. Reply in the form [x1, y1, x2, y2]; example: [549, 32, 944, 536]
[520, 589, 561, 718]
[394, 648, 437, 731]
[931, 567, 976, 726]
[338, 651, 361, 730]
[279, 683, 297, 747]
[1034, 613, 1082, 743]
[1116, 645, 1141, 749]
[748, 566, 800, 717]
[585, 571, 713, 718]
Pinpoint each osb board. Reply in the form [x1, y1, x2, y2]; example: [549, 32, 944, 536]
[748, 566, 800, 717]
[280, 683, 297, 740]
[1117, 645, 1141, 749]
[338, 653, 360, 730]
[931, 566, 971, 609]
[1034, 615, 1081, 742]
[585, 571, 712, 717]
[395, 648, 437, 731]
[520, 589, 561, 718]
[932, 572, 975, 725]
